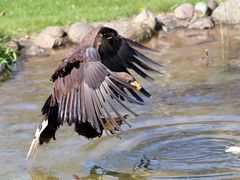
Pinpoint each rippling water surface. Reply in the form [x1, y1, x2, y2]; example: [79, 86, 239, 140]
[1, 27, 240, 179]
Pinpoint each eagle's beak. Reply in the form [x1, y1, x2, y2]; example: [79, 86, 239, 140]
[130, 81, 142, 91]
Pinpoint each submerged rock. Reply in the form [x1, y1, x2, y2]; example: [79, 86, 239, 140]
[34, 26, 67, 48]
[188, 17, 214, 29]
[68, 23, 93, 44]
[24, 45, 45, 56]
[174, 3, 194, 19]
[212, 0, 240, 24]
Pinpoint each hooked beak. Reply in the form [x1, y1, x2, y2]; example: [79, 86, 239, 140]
[130, 81, 142, 91]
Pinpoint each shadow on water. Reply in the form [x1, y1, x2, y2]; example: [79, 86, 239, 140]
[1, 26, 240, 179]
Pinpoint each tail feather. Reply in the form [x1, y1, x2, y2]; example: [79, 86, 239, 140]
[26, 95, 60, 160]
[26, 119, 48, 160]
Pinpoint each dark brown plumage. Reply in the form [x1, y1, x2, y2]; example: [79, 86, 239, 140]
[26, 26, 164, 159]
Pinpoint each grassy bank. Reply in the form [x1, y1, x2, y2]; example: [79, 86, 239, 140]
[0, 0, 207, 37]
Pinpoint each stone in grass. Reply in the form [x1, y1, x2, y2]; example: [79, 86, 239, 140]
[34, 26, 67, 48]
[41, 26, 65, 37]
[194, 2, 208, 16]
[124, 10, 159, 42]
[133, 9, 156, 31]
[68, 23, 93, 44]
[174, 3, 194, 19]
[188, 17, 214, 29]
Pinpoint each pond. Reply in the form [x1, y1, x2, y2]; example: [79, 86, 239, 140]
[1, 26, 240, 179]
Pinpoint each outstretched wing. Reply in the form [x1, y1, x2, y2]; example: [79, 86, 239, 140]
[26, 46, 143, 159]
[97, 27, 165, 98]
[27, 26, 165, 159]
[54, 47, 142, 132]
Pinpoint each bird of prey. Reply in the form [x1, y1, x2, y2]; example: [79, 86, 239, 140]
[26, 26, 165, 159]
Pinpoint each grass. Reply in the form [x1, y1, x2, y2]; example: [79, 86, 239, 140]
[0, 0, 208, 37]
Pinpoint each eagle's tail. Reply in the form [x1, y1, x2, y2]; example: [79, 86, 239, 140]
[26, 95, 60, 159]
[26, 118, 48, 159]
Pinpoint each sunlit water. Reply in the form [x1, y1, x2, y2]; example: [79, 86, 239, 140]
[1, 27, 240, 179]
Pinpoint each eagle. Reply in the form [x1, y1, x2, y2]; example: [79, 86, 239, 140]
[26, 26, 165, 159]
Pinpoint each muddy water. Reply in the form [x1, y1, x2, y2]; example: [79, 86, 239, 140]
[1, 26, 240, 179]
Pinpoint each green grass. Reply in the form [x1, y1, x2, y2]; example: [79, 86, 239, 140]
[0, 0, 207, 37]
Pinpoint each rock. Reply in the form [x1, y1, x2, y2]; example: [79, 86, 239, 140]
[62, 25, 71, 34]
[68, 23, 93, 43]
[208, 0, 218, 11]
[174, 3, 194, 19]
[94, 20, 128, 38]
[34, 26, 67, 48]
[157, 13, 190, 29]
[123, 10, 158, 41]
[25, 45, 44, 56]
[212, 0, 240, 24]
[194, 2, 208, 16]
[188, 17, 214, 29]
[99, 10, 167, 42]
[35, 35, 63, 48]
[42, 26, 65, 37]
[5, 40, 19, 52]
[99, 10, 164, 42]
[133, 10, 156, 30]
[18, 38, 33, 49]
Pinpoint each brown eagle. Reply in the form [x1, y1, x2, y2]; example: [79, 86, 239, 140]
[26, 26, 164, 159]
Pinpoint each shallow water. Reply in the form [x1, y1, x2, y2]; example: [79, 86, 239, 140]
[1, 26, 240, 179]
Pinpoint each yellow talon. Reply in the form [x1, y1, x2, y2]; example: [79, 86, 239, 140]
[130, 81, 142, 91]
